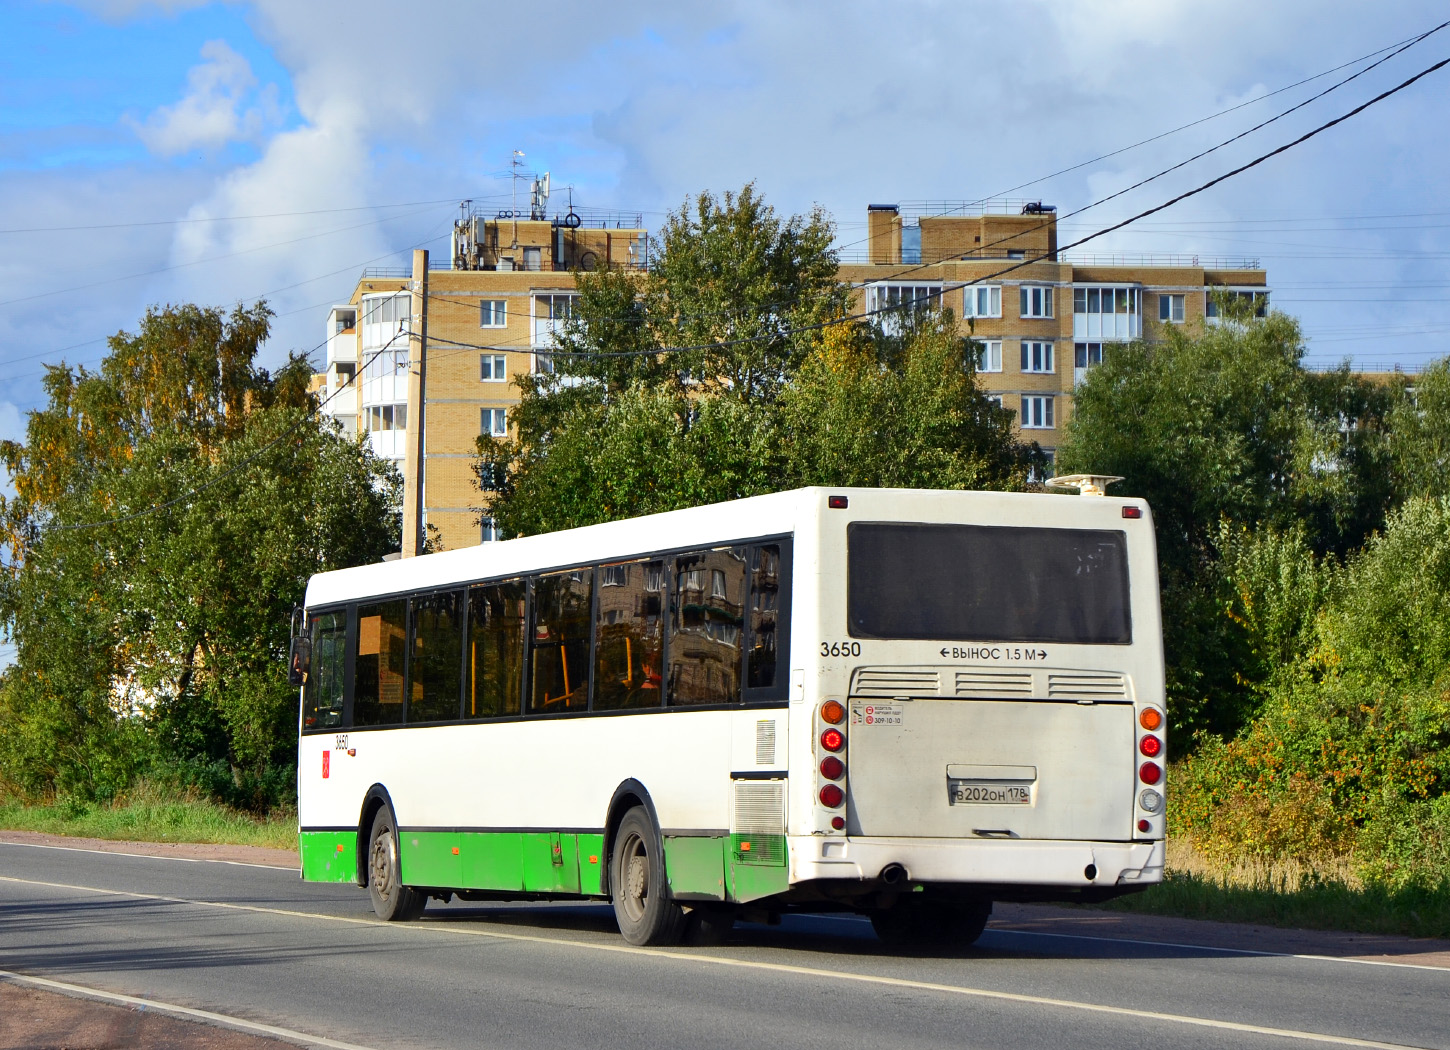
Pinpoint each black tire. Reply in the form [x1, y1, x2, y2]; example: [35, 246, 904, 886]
[366, 805, 426, 922]
[871, 899, 991, 947]
[685, 906, 736, 946]
[610, 807, 685, 946]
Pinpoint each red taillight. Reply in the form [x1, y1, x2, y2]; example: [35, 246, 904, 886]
[820, 756, 844, 779]
[1138, 818, 1152, 833]
[821, 700, 846, 725]
[821, 728, 845, 752]
[1122, 506, 1143, 519]
[819, 784, 844, 807]
[831, 816, 846, 830]
[828, 495, 849, 509]
[1139, 734, 1162, 758]
[1139, 761, 1162, 785]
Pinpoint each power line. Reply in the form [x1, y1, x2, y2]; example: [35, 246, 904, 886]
[0, 197, 467, 236]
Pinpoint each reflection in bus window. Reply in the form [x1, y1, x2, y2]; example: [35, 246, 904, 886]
[530, 571, 593, 713]
[467, 580, 525, 718]
[409, 591, 463, 723]
[669, 548, 746, 706]
[303, 610, 347, 730]
[748, 545, 781, 690]
[355, 600, 406, 726]
[595, 560, 666, 711]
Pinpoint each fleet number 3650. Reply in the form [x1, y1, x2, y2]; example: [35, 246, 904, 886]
[820, 641, 862, 657]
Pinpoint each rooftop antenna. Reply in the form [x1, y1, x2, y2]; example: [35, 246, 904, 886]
[510, 150, 525, 249]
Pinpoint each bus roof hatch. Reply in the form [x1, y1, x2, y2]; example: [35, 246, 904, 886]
[1046, 474, 1124, 497]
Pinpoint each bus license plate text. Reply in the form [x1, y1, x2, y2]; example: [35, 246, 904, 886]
[951, 782, 1031, 805]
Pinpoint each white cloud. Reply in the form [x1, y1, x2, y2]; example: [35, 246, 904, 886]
[132, 39, 281, 156]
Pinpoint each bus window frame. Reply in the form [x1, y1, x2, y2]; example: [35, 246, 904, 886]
[298, 532, 793, 734]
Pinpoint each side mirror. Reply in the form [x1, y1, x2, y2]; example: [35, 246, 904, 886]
[288, 633, 311, 687]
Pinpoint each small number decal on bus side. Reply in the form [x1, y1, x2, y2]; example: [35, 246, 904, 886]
[820, 641, 862, 658]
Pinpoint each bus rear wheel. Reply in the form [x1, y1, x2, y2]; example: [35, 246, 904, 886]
[871, 899, 991, 948]
[610, 807, 685, 946]
[367, 805, 426, 922]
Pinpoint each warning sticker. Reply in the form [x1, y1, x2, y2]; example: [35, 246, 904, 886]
[851, 703, 903, 727]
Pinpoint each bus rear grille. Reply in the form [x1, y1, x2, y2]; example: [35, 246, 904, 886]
[733, 781, 785, 866]
[1046, 672, 1129, 699]
[953, 670, 1033, 697]
[850, 669, 940, 697]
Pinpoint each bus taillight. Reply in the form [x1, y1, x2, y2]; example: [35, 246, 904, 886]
[820, 756, 844, 779]
[1138, 761, 1162, 785]
[1139, 735, 1162, 758]
[820, 728, 845, 752]
[819, 784, 845, 807]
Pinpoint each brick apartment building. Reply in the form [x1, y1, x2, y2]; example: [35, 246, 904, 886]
[315, 194, 1268, 553]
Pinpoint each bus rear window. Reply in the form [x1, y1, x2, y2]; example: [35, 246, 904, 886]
[847, 522, 1131, 644]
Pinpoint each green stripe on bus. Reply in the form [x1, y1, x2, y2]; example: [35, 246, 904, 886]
[299, 830, 357, 883]
[663, 836, 727, 901]
[727, 833, 788, 903]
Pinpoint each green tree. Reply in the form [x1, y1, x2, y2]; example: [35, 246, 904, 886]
[1056, 310, 1398, 742]
[0, 303, 401, 805]
[476, 186, 1035, 537]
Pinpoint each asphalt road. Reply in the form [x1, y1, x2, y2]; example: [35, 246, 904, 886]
[1, 841, 1447, 1050]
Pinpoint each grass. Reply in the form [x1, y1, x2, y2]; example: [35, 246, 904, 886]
[0, 782, 297, 852]
[1090, 839, 1450, 940]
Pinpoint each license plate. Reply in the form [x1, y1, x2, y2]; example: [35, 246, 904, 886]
[951, 781, 1032, 805]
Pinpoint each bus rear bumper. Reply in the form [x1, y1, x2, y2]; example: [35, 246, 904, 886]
[789, 836, 1165, 891]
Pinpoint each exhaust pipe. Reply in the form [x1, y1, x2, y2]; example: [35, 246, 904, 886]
[879, 863, 908, 885]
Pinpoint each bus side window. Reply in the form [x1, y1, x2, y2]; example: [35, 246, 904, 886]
[668, 547, 746, 707]
[747, 545, 781, 690]
[467, 579, 526, 718]
[409, 590, 464, 724]
[529, 570, 593, 714]
[302, 610, 347, 731]
[355, 600, 406, 726]
[594, 559, 666, 711]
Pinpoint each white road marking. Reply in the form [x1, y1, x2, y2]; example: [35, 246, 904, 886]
[0, 838, 295, 871]
[808, 913, 1450, 973]
[0, 968, 382, 1050]
[0, 874, 1437, 1050]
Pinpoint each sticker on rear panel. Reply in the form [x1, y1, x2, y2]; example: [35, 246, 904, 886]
[851, 703, 902, 726]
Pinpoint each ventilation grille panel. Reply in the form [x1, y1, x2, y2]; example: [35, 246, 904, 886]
[755, 720, 777, 765]
[733, 781, 785, 866]
[953, 670, 1034, 697]
[1046, 672, 1129, 700]
[850, 669, 940, 697]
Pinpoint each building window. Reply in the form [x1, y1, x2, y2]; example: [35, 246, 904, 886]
[481, 354, 508, 381]
[1019, 286, 1054, 318]
[1021, 395, 1055, 429]
[985, 394, 1004, 409]
[1206, 290, 1269, 319]
[1159, 293, 1185, 323]
[361, 294, 411, 326]
[1074, 342, 1104, 368]
[479, 518, 500, 543]
[963, 285, 1002, 318]
[974, 340, 1002, 373]
[532, 293, 578, 348]
[480, 300, 506, 327]
[1073, 285, 1142, 340]
[1020, 341, 1054, 373]
[365, 404, 407, 432]
[865, 283, 943, 317]
[482, 408, 508, 437]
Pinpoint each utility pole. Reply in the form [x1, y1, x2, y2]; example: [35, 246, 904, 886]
[402, 248, 429, 557]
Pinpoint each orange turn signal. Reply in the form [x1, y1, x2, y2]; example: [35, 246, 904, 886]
[821, 700, 846, 725]
[1139, 707, 1163, 731]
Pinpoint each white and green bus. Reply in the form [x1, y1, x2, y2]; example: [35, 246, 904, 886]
[293, 485, 1166, 946]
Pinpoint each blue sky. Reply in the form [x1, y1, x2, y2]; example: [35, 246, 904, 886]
[3, 0, 1449, 453]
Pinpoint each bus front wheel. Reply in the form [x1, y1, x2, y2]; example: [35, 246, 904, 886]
[366, 806, 426, 922]
[610, 807, 685, 946]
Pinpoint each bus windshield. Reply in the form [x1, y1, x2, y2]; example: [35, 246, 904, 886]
[846, 522, 1131, 644]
